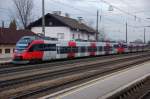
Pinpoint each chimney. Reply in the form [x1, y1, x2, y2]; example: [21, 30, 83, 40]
[65, 13, 70, 18]
[77, 17, 83, 24]
[52, 11, 61, 16]
[1, 21, 4, 35]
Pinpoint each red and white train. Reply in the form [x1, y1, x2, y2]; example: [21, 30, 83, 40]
[13, 36, 148, 64]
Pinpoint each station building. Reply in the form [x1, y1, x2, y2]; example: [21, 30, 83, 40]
[0, 27, 35, 59]
[28, 13, 97, 41]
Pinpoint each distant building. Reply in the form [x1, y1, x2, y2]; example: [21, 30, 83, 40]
[28, 13, 97, 41]
[0, 28, 35, 58]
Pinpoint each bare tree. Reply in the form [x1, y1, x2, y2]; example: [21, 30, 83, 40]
[9, 19, 17, 30]
[13, 0, 33, 29]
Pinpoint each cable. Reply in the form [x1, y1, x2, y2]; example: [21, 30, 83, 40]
[51, 0, 95, 14]
[100, 0, 150, 22]
[119, 0, 137, 11]
[85, 0, 150, 23]
[51, 0, 146, 29]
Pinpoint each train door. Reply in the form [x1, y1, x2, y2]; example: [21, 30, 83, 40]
[68, 41, 76, 58]
[43, 44, 57, 60]
[129, 44, 133, 52]
[105, 42, 111, 55]
[89, 42, 96, 56]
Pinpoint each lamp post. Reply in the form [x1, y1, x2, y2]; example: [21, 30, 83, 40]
[42, 0, 45, 36]
[96, 10, 99, 41]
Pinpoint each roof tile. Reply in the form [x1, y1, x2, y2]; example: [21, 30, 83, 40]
[0, 28, 35, 45]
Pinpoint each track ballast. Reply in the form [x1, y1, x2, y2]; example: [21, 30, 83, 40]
[0, 52, 150, 99]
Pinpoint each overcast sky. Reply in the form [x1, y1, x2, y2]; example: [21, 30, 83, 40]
[0, 0, 150, 42]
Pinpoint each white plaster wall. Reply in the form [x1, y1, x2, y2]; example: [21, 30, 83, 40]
[71, 30, 95, 41]
[89, 34, 96, 40]
[0, 45, 15, 58]
[31, 27, 96, 41]
[31, 27, 71, 41]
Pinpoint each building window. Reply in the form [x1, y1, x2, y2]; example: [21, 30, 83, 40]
[0, 49, 2, 54]
[57, 33, 64, 39]
[5, 49, 10, 54]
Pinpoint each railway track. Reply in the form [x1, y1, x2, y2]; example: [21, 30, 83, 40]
[0, 52, 150, 99]
[0, 52, 148, 85]
[0, 52, 148, 74]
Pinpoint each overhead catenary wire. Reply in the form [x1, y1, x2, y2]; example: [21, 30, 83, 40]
[100, 0, 150, 23]
[0, 0, 147, 29]
[85, 0, 150, 27]
[51, 0, 145, 29]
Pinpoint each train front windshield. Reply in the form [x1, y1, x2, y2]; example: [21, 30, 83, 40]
[15, 37, 32, 53]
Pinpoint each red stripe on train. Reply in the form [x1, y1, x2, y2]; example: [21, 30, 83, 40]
[90, 42, 96, 56]
[68, 41, 76, 58]
[90, 52, 96, 56]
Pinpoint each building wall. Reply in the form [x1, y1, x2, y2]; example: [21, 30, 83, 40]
[71, 30, 95, 41]
[31, 27, 71, 41]
[31, 26, 96, 41]
[0, 45, 15, 58]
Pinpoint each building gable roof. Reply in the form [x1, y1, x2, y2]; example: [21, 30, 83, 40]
[28, 13, 96, 34]
[0, 28, 35, 45]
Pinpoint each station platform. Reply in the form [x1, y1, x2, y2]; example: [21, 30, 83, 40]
[40, 61, 150, 99]
[0, 58, 12, 64]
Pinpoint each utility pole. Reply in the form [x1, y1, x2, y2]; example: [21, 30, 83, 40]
[144, 28, 146, 44]
[2, 21, 4, 28]
[42, 0, 45, 36]
[96, 10, 99, 41]
[126, 22, 128, 43]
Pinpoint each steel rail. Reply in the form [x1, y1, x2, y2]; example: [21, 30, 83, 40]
[0, 53, 150, 98]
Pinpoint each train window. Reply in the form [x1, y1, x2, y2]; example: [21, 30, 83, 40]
[110, 46, 113, 51]
[68, 47, 78, 53]
[43, 44, 56, 51]
[69, 47, 77, 52]
[75, 47, 79, 53]
[104, 46, 108, 51]
[88, 47, 91, 52]
[59, 47, 69, 54]
[128, 46, 133, 50]
[93, 47, 97, 52]
[123, 45, 127, 48]
[114, 45, 119, 48]
[88, 47, 97, 52]
[104, 46, 112, 51]
[80, 46, 86, 52]
[98, 46, 103, 51]
[59, 46, 79, 54]
[29, 44, 56, 52]
[29, 44, 40, 52]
